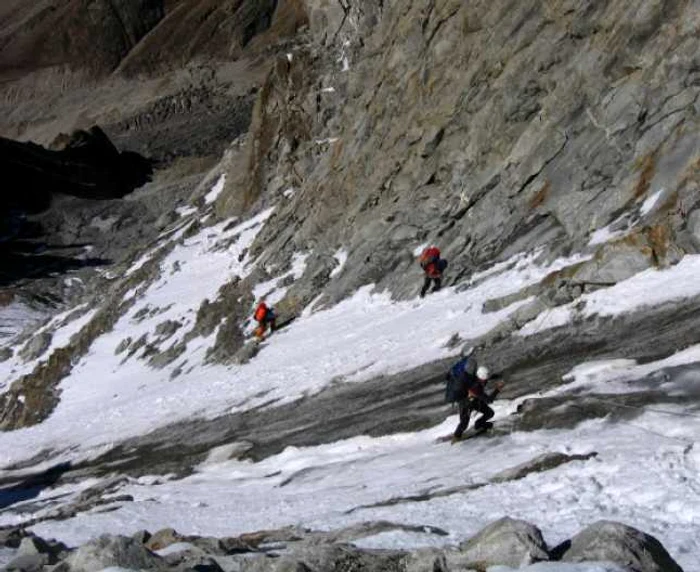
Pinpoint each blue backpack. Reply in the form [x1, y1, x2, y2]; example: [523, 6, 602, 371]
[445, 357, 475, 403]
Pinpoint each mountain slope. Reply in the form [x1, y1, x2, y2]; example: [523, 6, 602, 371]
[0, 1, 699, 570]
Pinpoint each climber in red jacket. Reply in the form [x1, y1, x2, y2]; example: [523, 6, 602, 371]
[418, 246, 447, 297]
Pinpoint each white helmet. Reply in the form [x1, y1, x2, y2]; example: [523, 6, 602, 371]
[476, 366, 490, 380]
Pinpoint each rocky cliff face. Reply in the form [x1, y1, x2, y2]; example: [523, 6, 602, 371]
[222, 0, 700, 308]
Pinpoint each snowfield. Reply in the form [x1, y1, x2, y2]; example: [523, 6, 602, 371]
[1, 205, 699, 570]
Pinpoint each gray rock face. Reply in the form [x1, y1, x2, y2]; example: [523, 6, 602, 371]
[492, 452, 598, 484]
[576, 240, 654, 286]
[209, 0, 700, 314]
[18, 332, 52, 362]
[559, 520, 684, 572]
[456, 516, 549, 568]
[689, 209, 700, 248]
[64, 534, 163, 572]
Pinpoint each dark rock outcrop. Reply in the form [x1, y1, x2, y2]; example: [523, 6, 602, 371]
[0, 126, 153, 291]
[0, 126, 152, 214]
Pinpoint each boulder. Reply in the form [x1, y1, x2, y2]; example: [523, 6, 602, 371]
[145, 527, 183, 551]
[558, 520, 683, 572]
[456, 517, 549, 568]
[64, 534, 163, 572]
[0, 527, 25, 548]
[2, 552, 48, 571]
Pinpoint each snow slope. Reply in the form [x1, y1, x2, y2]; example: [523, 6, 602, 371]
[1, 205, 699, 570]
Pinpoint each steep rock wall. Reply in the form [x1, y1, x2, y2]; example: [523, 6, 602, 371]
[221, 0, 700, 306]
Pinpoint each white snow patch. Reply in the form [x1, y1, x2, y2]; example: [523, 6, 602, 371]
[321, 87, 336, 93]
[584, 255, 700, 316]
[640, 189, 664, 216]
[330, 249, 348, 278]
[588, 224, 627, 246]
[352, 530, 449, 550]
[283, 188, 296, 199]
[412, 243, 429, 257]
[125, 250, 156, 277]
[203, 442, 251, 465]
[176, 205, 198, 217]
[519, 254, 700, 337]
[154, 542, 197, 556]
[290, 252, 309, 279]
[586, 189, 665, 246]
[204, 174, 226, 205]
[557, 344, 700, 396]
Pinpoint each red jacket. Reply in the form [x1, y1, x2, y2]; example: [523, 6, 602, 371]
[419, 247, 442, 278]
[254, 303, 268, 322]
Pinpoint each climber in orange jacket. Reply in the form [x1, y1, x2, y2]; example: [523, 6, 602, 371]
[253, 301, 276, 340]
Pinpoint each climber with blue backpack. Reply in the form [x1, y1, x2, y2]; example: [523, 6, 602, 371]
[445, 353, 505, 443]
